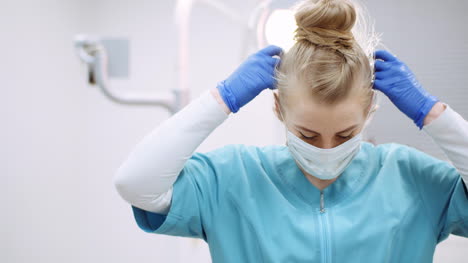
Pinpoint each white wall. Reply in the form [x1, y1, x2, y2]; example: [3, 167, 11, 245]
[1, 0, 466, 262]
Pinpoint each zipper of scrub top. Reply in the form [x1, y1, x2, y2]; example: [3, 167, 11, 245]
[318, 190, 332, 263]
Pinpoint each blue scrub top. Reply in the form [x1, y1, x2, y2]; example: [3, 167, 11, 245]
[130, 142, 468, 263]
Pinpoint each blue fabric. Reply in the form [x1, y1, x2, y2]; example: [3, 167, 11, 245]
[130, 142, 468, 262]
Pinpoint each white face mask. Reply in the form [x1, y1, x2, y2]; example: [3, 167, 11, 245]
[285, 128, 363, 180]
[279, 91, 378, 180]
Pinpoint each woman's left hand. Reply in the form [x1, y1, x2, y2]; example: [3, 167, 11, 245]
[373, 50, 439, 130]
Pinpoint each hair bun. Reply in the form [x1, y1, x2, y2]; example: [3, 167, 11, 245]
[293, 0, 357, 52]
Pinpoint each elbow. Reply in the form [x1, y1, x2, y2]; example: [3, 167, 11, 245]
[113, 165, 133, 203]
[113, 172, 123, 195]
[113, 168, 172, 214]
[112, 164, 162, 205]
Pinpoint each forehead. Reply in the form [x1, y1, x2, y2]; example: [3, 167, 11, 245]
[286, 95, 363, 131]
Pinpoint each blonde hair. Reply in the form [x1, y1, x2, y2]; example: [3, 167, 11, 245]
[274, 0, 382, 120]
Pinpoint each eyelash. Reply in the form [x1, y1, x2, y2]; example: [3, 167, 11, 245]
[300, 133, 352, 140]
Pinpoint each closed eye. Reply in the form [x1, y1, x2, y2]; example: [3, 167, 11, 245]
[300, 133, 352, 140]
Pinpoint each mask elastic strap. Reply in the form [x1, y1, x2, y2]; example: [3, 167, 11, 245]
[277, 102, 290, 145]
[363, 90, 380, 130]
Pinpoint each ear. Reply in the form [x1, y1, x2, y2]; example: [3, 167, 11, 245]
[272, 91, 284, 122]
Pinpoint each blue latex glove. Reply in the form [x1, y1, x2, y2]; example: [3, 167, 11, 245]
[373, 50, 439, 130]
[217, 45, 283, 113]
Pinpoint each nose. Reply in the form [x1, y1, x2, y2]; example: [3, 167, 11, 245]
[320, 143, 335, 149]
[316, 140, 342, 149]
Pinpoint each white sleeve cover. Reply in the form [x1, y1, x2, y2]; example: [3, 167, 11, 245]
[113, 89, 230, 214]
[422, 102, 468, 189]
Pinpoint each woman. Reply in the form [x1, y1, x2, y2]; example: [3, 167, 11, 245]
[113, 0, 468, 262]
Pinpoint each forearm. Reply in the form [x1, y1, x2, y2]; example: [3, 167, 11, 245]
[422, 102, 468, 188]
[211, 87, 232, 115]
[423, 102, 446, 126]
[113, 89, 230, 213]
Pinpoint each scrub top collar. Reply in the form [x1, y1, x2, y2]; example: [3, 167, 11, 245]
[277, 142, 370, 212]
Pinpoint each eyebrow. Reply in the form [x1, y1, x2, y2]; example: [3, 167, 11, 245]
[295, 124, 359, 134]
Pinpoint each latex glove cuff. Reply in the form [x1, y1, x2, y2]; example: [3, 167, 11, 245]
[216, 80, 240, 113]
[415, 94, 440, 130]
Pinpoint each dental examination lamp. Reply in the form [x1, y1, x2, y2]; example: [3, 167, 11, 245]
[73, 0, 298, 115]
[247, 0, 298, 54]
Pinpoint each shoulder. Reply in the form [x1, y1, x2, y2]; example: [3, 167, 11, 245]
[194, 144, 266, 163]
[369, 141, 430, 166]
[198, 143, 287, 163]
[374, 142, 450, 167]
[372, 142, 459, 184]
[372, 141, 412, 158]
[196, 143, 289, 184]
[187, 144, 287, 180]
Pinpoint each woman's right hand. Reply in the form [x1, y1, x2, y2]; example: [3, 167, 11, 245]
[216, 45, 283, 113]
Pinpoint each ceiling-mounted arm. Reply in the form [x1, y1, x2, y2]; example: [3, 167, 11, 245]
[74, 0, 257, 115]
[74, 35, 182, 114]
